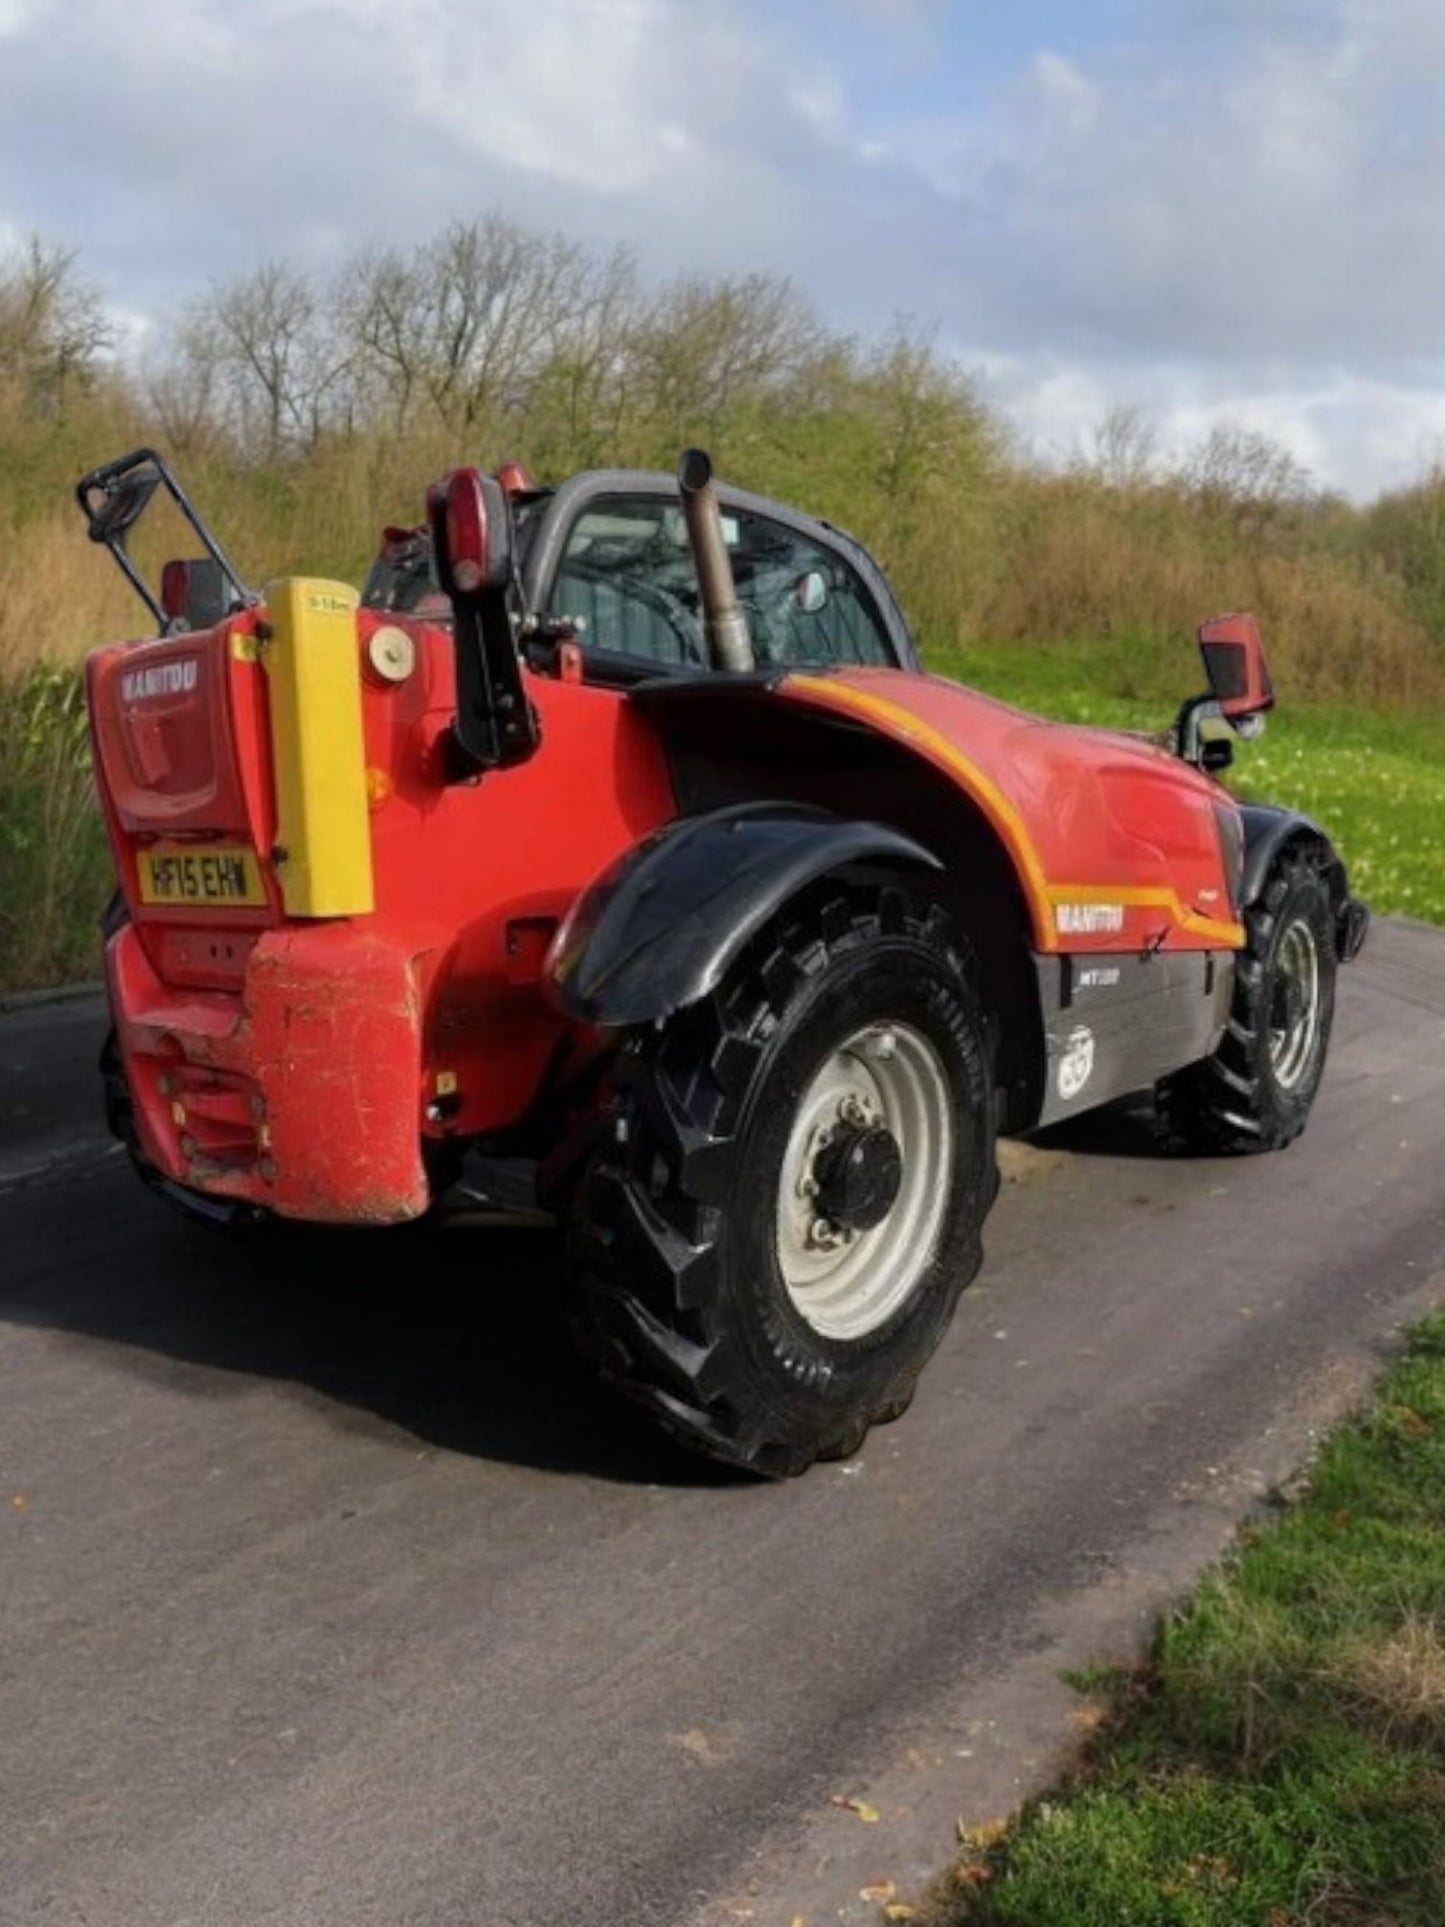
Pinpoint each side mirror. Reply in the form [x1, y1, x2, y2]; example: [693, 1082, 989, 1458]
[1197, 612, 1274, 721]
[82, 464, 161, 547]
[795, 570, 829, 615]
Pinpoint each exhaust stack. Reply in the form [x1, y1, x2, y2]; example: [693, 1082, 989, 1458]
[677, 448, 755, 674]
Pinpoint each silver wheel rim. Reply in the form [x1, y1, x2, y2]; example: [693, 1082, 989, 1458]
[775, 1020, 953, 1342]
[1269, 918, 1321, 1090]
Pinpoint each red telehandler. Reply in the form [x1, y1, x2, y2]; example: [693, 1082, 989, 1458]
[79, 447, 1367, 1474]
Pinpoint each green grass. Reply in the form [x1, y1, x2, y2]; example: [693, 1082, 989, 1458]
[929, 1316, 1445, 1927]
[0, 666, 111, 993]
[929, 637, 1445, 927]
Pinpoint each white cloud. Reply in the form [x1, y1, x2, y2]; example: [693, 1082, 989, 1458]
[1029, 50, 1100, 135]
[0, 0, 48, 33]
[1, 0, 1444, 500]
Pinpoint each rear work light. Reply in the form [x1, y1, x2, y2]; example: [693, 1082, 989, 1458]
[427, 468, 513, 600]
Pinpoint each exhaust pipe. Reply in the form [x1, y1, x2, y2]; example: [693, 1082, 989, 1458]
[677, 448, 755, 674]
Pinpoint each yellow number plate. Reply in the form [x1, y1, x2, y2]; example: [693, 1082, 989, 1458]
[137, 846, 267, 908]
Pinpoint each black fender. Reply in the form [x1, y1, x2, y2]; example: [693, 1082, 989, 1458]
[1237, 804, 1368, 960]
[548, 802, 942, 1026]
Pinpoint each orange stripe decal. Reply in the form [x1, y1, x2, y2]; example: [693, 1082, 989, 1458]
[785, 675, 1244, 953]
[785, 673, 1057, 943]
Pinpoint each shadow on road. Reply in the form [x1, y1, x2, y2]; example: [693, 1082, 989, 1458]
[2, 1171, 743, 1490]
[1028, 1095, 1174, 1160]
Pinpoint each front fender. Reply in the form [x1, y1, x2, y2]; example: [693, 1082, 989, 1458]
[547, 803, 940, 1026]
[1238, 803, 1369, 960]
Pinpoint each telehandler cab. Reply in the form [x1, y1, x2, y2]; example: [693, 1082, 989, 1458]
[79, 446, 1368, 1474]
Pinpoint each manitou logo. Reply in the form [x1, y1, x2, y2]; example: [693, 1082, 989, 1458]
[121, 659, 198, 703]
[1055, 901, 1125, 937]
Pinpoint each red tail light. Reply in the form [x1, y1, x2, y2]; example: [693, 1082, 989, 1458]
[426, 468, 513, 599]
[447, 469, 489, 593]
[160, 560, 191, 623]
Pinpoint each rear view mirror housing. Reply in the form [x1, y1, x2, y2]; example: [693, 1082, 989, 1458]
[1175, 612, 1275, 772]
[1198, 612, 1274, 721]
[82, 465, 161, 546]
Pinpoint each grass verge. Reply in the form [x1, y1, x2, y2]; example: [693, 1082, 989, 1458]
[924, 1314, 1445, 1927]
[0, 666, 111, 993]
[933, 638, 1445, 927]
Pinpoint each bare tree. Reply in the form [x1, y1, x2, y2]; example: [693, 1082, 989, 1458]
[626, 271, 825, 441]
[344, 216, 626, 445]
[1088, 403, 1160, 489]
[0, 236, 113, 413]
[184, 260, 355, 458]
[1185, 422, 1314, 543]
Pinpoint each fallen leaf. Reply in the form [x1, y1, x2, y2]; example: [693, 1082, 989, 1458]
[1391, 1405, 1432, 1439]
[953, 1862, 993, 1889]
[1070, 1703, 1106, 1733]
[884, 1907, 918, 1922]
[9, 1494, 28, 1511]
[830, 1794, 880, 1823]
[788, 1916, 805, 1927]
[957, 1817, 1008, 1851]
[859, 1882, 896, 1904]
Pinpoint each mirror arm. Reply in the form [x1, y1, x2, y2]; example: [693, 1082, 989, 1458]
[75, 448, 257, 633]
[1174, 694, 1265, 772]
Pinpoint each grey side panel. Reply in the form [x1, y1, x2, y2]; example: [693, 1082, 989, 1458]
[1033, 950, 1234, 1129]
[550, 804, 941, 1028]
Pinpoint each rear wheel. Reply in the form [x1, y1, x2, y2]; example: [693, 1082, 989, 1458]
[564, 888, 997, 1477]
[1159, 844, 1337, 1154]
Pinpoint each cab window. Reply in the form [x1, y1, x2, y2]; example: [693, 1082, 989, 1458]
[544, 496, 896, 670]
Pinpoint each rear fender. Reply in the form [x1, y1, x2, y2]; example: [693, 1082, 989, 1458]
[547, 803, 941, 1027]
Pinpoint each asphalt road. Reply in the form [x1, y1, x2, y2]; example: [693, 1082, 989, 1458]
[2, 921, 1443, 1927]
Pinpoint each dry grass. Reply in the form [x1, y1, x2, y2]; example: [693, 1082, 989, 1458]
[1331, 1615, 1445, 1748]
[0, 508, 140, 673]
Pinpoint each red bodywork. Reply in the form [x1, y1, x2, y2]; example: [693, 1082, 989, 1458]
[89, 611, 1241, 1224]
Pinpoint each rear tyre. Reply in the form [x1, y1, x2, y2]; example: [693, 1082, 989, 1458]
[564, 889, 997, 1477]
[1158, 844, 1337, 1155]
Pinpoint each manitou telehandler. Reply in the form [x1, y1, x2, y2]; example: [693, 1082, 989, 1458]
[78, 447, 1367, 1474]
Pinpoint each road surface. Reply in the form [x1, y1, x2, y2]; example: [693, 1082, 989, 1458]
[2, 919, 1443, 1927]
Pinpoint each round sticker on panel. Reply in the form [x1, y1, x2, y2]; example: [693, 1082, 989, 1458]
[1057, 1024, 1096, 1101]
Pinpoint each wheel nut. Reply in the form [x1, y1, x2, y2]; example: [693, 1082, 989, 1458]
[866, 1028, 897, 1061]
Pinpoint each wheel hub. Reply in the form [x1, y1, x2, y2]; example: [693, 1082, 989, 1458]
[775, 1020, 954, 1342]
[813, 1123, 903, 1233]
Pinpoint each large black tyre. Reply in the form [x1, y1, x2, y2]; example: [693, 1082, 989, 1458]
[564, 888, 997, 1477]
[1158, 843, 1337, 1155]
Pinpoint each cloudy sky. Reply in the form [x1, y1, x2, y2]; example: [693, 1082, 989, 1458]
[2, 0, 1443, 499]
